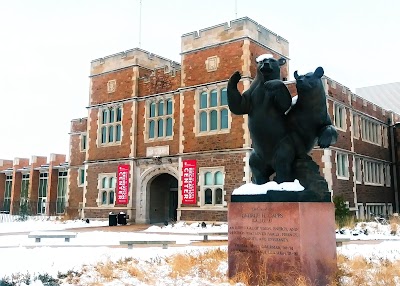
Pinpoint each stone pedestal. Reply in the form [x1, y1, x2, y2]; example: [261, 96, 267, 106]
[228, 200, 337, 286]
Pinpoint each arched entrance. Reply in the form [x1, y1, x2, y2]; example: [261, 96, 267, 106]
[149, 173, 178, 224]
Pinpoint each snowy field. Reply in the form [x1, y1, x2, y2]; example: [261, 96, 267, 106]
[0, 217, 399, 285]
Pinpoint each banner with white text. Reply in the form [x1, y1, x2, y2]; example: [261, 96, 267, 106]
[117, 164, 130, 205]
[181, 160, 197, 204]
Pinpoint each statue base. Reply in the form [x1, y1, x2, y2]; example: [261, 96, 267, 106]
[228, 198, 337, 285]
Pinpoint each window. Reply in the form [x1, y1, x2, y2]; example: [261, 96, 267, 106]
[147, 98, 173, 140]
[200, 168, 225, 206]
[364, 160, 384, 185]
[56, 171, 68, 214]
[78, 168, 85, 186]
[37, 173, 48, 214]
[385, 164, 391, 187]
[98, 174, 116, 206]
[334, 104, 345, 130]
[3, 175, 12, 212]
[365, 204, 386, 220]
[352, 113, 359, 138]
[382, 126, 388, 148]
[80, 134, 87, 151]
[20, 173, 29, 203]
[99, 106, 122, 145]
[198, 88, 229, 134]
[354, 157, 362, 184]
[361, 117, 381, 145]
[336, 153, 349, 179]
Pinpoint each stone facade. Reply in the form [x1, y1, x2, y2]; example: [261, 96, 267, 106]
[65, 17, 399, 223]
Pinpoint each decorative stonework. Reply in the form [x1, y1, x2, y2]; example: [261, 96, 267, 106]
[135, 164, 179, 224]
[107, 79, 116, 93]
[205, 56, 220, 72]
[241, 39, 251, 77]
[146, 146, 170, 157]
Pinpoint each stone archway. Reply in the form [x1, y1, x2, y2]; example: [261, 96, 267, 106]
[136, 165, 179, 224]
[149, 173, 178, 223]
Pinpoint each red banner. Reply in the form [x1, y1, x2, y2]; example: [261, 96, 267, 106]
[182, 159, 197, 204]
[117, 164, 130, 205]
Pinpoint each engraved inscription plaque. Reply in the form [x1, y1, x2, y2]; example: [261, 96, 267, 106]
[228, 202, 336, 285]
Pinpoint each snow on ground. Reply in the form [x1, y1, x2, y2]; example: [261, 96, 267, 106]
[144, 221, 228, 234]
[0, 219, 399, 285]
[0, 217, 108, 234]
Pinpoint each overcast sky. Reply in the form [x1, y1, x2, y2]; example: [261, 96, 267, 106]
[0, 0, 399, 161]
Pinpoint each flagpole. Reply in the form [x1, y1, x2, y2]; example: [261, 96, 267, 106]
[139, 0, 142, 48]
[235, 0, 237, 18]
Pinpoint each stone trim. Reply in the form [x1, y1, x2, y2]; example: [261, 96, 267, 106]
[181, 36, 289, 60]
[322, 149, 333, 192]
[179, 92, 185, 153]
[135, 164, 179, 224]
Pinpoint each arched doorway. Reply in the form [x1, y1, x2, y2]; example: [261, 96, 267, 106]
[149, 173, 178, 224]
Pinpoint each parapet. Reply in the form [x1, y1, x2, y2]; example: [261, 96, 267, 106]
[181, 17, 289, 57]
[13, 158, 30, 168]
[0, 159, 13, 170]
[70, 117, 88, 133]
[50, 154, 67, 166]
[90, 48, 181, 76]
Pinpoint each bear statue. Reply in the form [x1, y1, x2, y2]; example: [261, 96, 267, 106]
[276, 66, 338, 195]
[227, 54, 292, 185]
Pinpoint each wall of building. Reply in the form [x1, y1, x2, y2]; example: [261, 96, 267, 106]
[65, 17, 399, 223]
[0, 155, 67, 216]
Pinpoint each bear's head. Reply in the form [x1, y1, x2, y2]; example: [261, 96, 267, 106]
[256, 54, 286, 82]
[294, 67, 324, 92]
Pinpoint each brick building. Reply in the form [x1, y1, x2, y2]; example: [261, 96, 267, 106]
[66, 17, 399, 223]
[0, 154, 68, 216]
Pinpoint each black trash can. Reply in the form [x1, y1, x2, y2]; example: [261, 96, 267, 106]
[117, 212, 127, 225]
[108, 212, 117, 226]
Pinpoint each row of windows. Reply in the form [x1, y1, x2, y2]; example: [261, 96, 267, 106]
[94, 91, 390, 148]
[337, 153, 391, 186]
[96, 88, 230, 145]
[335, 104, 388, 147]
[360, 117, 381, 144]
[2, 171, 67, 215]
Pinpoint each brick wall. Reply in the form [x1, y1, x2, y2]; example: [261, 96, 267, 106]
[90, 68, 134, 105]
[182, 87, 246, 153]
[85, 161, 131, 208]
[10, 158, 30, 214]
[0, 160, 13, 208]
[47, 168, 58, 214]
[248, 42, 289, 80]
[67, 167, 82, 219]
[330, 150, 355, 206]
[182, 41, 244, 87]
[138, 68, 181, 96]
[70, 118, 87, 166]
[180, 152, 246, 222]
[356, 185, 394, 204]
